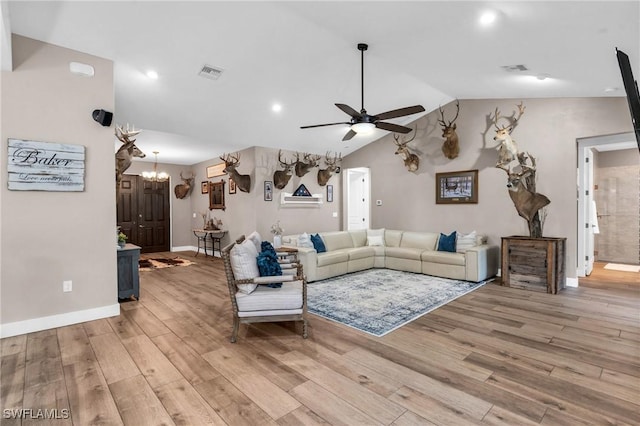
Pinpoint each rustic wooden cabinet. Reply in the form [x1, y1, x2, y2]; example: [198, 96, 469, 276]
[117, 243, 141, 300]
[501, 236, 566, 294]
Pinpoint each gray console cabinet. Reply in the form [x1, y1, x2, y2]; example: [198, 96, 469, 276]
[117, 244, 140, 300]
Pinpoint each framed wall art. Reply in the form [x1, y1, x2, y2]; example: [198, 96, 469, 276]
[326, 184, 334, 202]
[264, 180, 273, 201]
[436, 169, 478, 204]
[229, 177, 236, 194]
[201, 181, 209, 194]
[206, 163, 225, 178]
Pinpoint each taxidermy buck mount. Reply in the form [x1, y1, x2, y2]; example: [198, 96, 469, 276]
[220, 152, 251, 193]
[115, 124, 145, 190]
[438, 100, 460, 160]
[317, 151, 342, 186]
[491, 103, 550, 238]
[294, 152, 321, 177]
[174, 172, 195, 199]
[273, 150, 295, 190]
[491, 102, 525, 167]
[393, 128, 420, 172]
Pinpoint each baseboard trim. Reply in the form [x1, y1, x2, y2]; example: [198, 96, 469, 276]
[172, 245, 197, 252]
[566, 277, 579, 288]
[0, 303, 120, 338]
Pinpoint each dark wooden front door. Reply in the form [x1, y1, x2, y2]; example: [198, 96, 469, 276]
[117, 175, 170, 253]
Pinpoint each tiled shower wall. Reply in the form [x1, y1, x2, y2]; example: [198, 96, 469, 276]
[594, 150, 640, 265]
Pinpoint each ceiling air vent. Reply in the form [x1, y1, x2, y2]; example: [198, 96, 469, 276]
[501, 64, 528, 72]
[198, 64, 224, 80]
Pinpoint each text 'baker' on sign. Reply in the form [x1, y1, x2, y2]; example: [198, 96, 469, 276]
[7, 138, 85, 191]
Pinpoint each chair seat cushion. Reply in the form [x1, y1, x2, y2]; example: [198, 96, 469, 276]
[348, 246, 376, 261]
[235, 281, 303, 312]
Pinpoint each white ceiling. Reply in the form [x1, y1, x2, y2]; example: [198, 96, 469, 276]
[5, 1, 640, 165]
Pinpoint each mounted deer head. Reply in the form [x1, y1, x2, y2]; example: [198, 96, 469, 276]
[393, 129, 419, 172]
[174, 171, 195, 199]
[317, 151, 342, 186]
[273, 150, 295, 190]
[438, 100, 460, 160]
[115, 124, 145, 189]
[294, 152, 321, 177]
[220, 152, 251, 193]
[491, 102, 525, 167]
[497, 152, 550, 237]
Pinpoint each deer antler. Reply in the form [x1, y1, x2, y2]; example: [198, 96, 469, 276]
[278, 150, 294, 167]
[438, 100, 460, 126]
[393, 127, 417, 146]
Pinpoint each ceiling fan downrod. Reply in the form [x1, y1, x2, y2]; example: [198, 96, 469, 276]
[358, 43, 368, 114]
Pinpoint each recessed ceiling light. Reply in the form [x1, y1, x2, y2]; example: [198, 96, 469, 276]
[272, 103, 282, 112]
[479, 10, 497, 26]
[536, 73, 551, 81]
[604, 87, 619, 93]
[146, 70, 158, 80]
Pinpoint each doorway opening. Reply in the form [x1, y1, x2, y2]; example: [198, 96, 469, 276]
[577, 132, 638, 278]
[117, 174, 171, 253]
[344, 167, 370, 231]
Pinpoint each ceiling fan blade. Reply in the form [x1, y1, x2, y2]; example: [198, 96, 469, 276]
[342, 129, 357, 141]
[335, 103, 361, 118]
[374, 105, 425, 121]
[375, 122, 412, 134]
[300, 122, 350, 129]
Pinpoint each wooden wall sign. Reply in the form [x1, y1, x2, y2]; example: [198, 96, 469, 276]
[7, 139, 85, 191]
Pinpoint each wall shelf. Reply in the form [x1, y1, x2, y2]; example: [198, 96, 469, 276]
[280, 192, 323, 206]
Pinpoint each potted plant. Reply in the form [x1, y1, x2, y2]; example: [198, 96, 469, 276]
[270, 220, 284, 248]
[117, 232, 128, 249]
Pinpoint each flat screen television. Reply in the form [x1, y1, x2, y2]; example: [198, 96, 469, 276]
[615, 48, 640, 151]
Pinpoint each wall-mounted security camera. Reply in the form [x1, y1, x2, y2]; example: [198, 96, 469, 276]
[92, 109, 113, 127]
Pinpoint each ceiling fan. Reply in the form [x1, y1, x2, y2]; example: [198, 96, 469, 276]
[301, 43, 425, 141]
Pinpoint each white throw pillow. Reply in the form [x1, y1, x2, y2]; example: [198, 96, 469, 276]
[246, 231, 262, 252]
[456, 230, 477, 253]
[297, 232, 314, 248]
[367, 228, 385, 246]
[230, 239, 259, 294]
[367, 235, 385, 246]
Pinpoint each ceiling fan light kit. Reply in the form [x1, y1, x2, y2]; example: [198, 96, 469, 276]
[301, 43, 425, 141]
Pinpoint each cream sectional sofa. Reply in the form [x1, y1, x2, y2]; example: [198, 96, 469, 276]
[281, 229, 499, 283]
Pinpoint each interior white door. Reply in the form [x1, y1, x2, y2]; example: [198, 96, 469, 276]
[346, 167, 370, 230]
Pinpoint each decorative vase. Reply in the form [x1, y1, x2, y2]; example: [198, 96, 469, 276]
[118, 241, 126, 249]
[273, 235, 282, 248]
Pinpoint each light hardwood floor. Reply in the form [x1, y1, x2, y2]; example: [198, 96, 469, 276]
[1, 255, 638, 425]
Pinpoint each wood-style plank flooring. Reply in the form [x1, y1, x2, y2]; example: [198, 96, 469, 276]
[1, 255, 638, 425]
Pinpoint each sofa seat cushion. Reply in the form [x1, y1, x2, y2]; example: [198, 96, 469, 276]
[348, 246, 376, 261]
[235, 281, 303, 312]
[422, 250, 466, 266]
[371, 246, 386, 257]
[384, 246, 423, 260]
[317, 250, 350, 266]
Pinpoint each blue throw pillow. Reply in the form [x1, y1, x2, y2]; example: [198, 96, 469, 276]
[257, 241, 282, 288]
[437, 231, 457, 253]
[310, 233, 327, 253]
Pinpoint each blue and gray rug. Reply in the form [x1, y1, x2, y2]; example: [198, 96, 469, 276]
[307, 268, 490, 337]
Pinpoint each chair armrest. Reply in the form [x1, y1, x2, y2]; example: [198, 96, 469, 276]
[253, 275, 295, 284]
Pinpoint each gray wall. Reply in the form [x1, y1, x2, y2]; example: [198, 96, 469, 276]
[1, 35, 117, 329]
[342, 98, 635, 279]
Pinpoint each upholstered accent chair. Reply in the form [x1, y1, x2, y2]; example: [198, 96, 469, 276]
[221, 234, 308, 343]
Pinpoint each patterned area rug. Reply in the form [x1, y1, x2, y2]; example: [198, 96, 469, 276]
[307, 269, 491, 337]
[139, 256, 194, 271]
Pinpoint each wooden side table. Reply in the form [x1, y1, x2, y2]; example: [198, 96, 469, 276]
[117, 243, 141, 300]
[501, 236, 566, 294]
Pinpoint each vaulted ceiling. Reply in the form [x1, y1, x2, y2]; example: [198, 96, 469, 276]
[5, 1, 639, 164]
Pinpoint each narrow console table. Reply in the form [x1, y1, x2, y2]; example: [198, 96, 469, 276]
[117, 243, 140, 300]
[501, 236, 566, 294]
[193, 229, 227, 257]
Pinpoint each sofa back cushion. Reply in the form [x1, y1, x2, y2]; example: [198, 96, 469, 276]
[400, 231, 439, 251]
[349, 229, 367, 247]
[320, 231, 354, 252]
[384, 230, 403, 247]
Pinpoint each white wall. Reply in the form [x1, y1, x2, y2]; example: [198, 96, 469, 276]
[1, 35, 117, 336]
